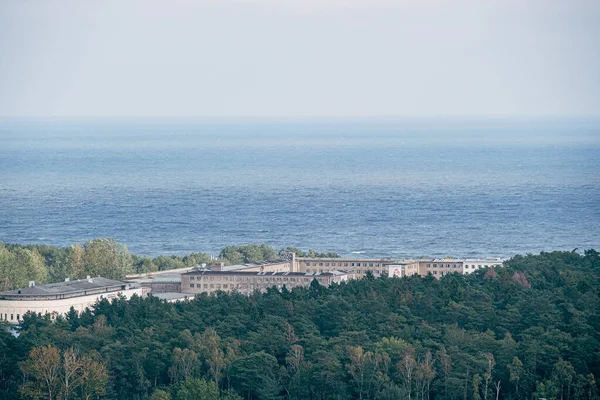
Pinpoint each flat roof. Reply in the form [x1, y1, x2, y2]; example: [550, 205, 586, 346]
[0, 277, 126, 298]
[220, 260, 290, 271]
[151, 276, 182, 283]
[151, 292, 189, 301]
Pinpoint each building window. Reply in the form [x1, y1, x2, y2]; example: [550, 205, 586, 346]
[190, 276, 194, 280]
[210, 284, 214, 288]
[216, 284, 221, 289]
[10, 314, 14, 320]
[190, 284, 194, 288]
[305, 262, 310, 266]
[223, 284, 228, 288]
[204, 284, 208, 288]
[344, 263, 349, 267]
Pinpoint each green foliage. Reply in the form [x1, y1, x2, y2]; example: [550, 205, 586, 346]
[174, 378, 220, 400]
[219, 244, 278, 265]
[229, 352, 280, 400]
[150, 389, 171, 400]
[0, 243, 47, 290]
[278, 247, 341, 258]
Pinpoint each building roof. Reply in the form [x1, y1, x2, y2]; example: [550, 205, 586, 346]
[151, 292, 189, 301]
[220, 260, 290, 271]
[0, 277, 126, 298]
[151, 275, 182, 283]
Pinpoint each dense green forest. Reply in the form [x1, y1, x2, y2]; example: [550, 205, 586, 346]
[0, 241, 339, 291]
[1, 250, 599, 399]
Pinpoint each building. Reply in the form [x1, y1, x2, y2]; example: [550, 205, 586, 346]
[208, 260, 294, 273]
[125, 259, 296, 296]
[148, 275, 182, 293]
[461, 259, 503, 274]
[417, 258, 505, 279]
[295, 257, 415, 278]
[418, 259, 464, 278]
[181, 270, 352, 296]
[0, 277, 143, 324]
[150, 292, 191, 303]
[385, 262, 421, 277]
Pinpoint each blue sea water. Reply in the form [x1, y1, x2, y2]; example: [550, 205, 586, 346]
[0, 117, 599, 258]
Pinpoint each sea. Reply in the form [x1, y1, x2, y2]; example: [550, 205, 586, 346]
[0, 117, 598, 259]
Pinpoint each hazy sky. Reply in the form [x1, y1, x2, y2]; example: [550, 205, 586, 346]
[1, 0, 599, 117]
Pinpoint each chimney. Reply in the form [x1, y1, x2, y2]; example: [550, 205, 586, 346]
[28, 281, 35, 287]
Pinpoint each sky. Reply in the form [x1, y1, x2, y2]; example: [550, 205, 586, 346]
[0, 0, 599, 117]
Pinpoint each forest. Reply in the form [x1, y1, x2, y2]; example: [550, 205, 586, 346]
[0, 249, 598, 399]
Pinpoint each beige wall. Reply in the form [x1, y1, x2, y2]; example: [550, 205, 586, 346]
[0, 287, 144, 324]
[419, 260, 463, 279]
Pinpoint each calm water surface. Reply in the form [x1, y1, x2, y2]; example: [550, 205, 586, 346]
[0, 118, 598, 258]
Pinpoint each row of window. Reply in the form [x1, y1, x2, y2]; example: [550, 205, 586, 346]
[189, 275, 292, 282]
[305, 268, 380, 275]
[305, 262, 380, 267]
[190, 276, 318, 286]
[191, 283, 230, 289]
[0, 313, 19, 321]
[189, 280, 315, 290]
[426, 263, 493, 268]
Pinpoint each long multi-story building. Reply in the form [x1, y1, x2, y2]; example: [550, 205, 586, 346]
[294, 257, 415, 278]
[127, 255, 506, 301]
[181, 269, 352, 296]
[418, 258, 504, 278]
[295, 257, 504, 280]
